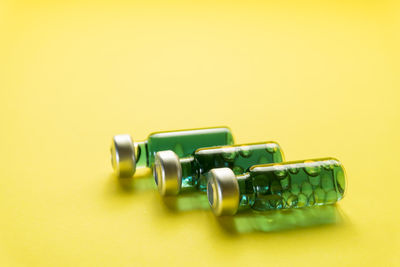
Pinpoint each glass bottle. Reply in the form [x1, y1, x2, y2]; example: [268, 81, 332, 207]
[207, 158, 346, 216]
[154, 142, 284, 196]
[111, 127, 234, 177]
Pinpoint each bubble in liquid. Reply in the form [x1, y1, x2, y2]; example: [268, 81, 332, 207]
[287, 194, 298, 207]
[325, 190, 338, 204]
[280, 176, 290, 190]
[289, 166, 299, 174]
[265, 143, 278, 153]
[273, 165, 288, 179]
[313, 188, 326, 204]
[239, 146, 252, 158]
[297, 193, 308, 207]
[321, 173, 334, 191]
[290, 183, 301, 195]
[333, 160, 341, 167]
[308, 194, 315, 206]
[222, 148, 237, 162]
[282, 191, 292, 206]
[323, 161, 335, 170]
[301, 182, 313, 197]
[232, 165, 244, 175]
[304, 161, 321, 177]
[309, 174, 321, 186]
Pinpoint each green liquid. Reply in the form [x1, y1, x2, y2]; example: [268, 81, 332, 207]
[136, 127, 234, 168]
[180, 142, 284, 191]
[238, 158, 346, 211]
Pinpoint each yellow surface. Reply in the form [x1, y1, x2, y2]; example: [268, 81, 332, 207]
[1, 1, 399, 266]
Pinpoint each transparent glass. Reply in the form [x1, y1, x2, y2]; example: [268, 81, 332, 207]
[180, 142, 284, 191]
[136, 127, 234, 168]
[237, 158, 346, 211]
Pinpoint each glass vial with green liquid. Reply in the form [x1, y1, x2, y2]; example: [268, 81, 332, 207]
[154, 142, 284, 196]
[207, 158, 346, 216]
[111, 127, 234, 177]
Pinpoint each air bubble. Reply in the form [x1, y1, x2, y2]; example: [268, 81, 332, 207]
[308, 194, 315, 206]
[297, 193, 307, 207]
[325, 190, 338, 204]
[313, 188, 326, 204]
[287, 195, 298, 207]
[309, 175, 321, 186]
[239, 146, 252, 158]
[265, 143, 278, 153]
[232, 165, 244, 175]
[290, 183, 300, 195]
[321, 173, 334, 191]
[289, 166, 299, 174]
[273, 165, 288, 179]
[323, 161, 335, 170]
[280, 176, 290, 190]
[222, 148, 237, 162]
[301, 182, 313, 197]
[304, 161, 321, 176]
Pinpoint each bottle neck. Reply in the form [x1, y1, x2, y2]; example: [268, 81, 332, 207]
[134, 140, 149, 168]
[179, 156, 197, 189]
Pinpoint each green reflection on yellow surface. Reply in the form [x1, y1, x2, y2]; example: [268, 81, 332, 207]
[217, 205, 342, 234]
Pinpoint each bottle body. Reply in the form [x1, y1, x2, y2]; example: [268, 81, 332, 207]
[238, 158, 346, 211]
[134, 141, 148, 168]
[181, 142, 284, 191]
[139, 127, 234, 168]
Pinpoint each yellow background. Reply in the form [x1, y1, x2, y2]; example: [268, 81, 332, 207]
[1, 1, 399, 266]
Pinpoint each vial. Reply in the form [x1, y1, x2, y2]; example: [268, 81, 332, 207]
[111, 127, 234, 177]
[207, 158, 346, 216]
[154, 142, 284, 196]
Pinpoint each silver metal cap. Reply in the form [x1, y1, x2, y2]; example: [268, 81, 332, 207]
[154, 150, 182, 196]
[111, 134, 136, 177]
[207, 168, 239, 216]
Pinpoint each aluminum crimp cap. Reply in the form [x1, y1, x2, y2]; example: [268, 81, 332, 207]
[207, 168, 240, 216]
[154, 150, 182, 196]
[111, 134, 136, 177]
